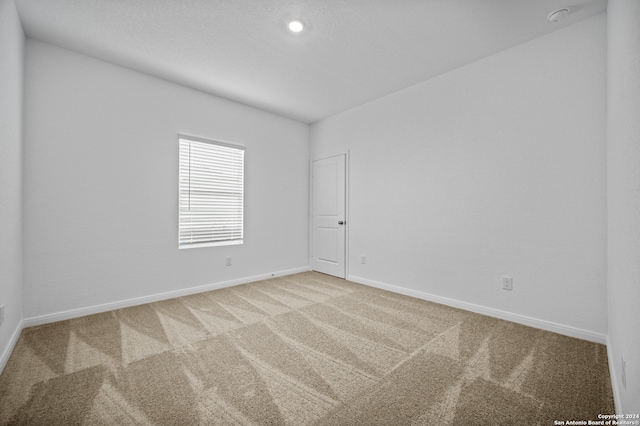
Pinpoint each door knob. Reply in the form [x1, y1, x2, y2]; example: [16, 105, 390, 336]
[338, 221, 345, 225]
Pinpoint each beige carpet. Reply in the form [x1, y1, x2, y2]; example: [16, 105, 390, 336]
[0, 272, 614, 425]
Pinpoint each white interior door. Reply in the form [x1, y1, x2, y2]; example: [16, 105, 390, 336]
[311, 154, 346, 278]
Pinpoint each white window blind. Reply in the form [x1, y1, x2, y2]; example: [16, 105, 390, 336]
[179, 136, 244, 248]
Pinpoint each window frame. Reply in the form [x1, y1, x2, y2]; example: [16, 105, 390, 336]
[178, 134, 245, 249]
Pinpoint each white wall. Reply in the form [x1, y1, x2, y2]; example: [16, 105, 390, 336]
[607, 0, 640, 414]
[311, 15, 607, 340]
[23, 40, 309, 320]
[0, 0, 24, 371]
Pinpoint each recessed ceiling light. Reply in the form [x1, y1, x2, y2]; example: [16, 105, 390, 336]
[547, 8, 569, 23]
[288, 19, 304, 33]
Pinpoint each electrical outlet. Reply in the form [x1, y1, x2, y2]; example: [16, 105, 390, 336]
[225, 256, 232, 266]
[502, 276, 513, 291]
[0, 305, 4, 326]
[360, 255, 367, 264]
[622, 355, 627, 389]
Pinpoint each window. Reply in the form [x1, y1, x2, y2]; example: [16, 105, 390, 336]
[179, 136, 244, 248]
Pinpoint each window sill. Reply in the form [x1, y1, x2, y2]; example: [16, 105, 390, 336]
[179, 240, 243, 249]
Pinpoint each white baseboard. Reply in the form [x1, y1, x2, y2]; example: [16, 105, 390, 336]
[347, 274, 607, 344]
[0, 318, 24, 375]
[24, 266, 311, 328]
[606, 335, 623, 415]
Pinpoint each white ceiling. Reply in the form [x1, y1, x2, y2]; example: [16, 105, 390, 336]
[15, 0, 607, 124]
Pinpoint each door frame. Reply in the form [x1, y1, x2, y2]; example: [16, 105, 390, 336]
[309, 151, 350, 278]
